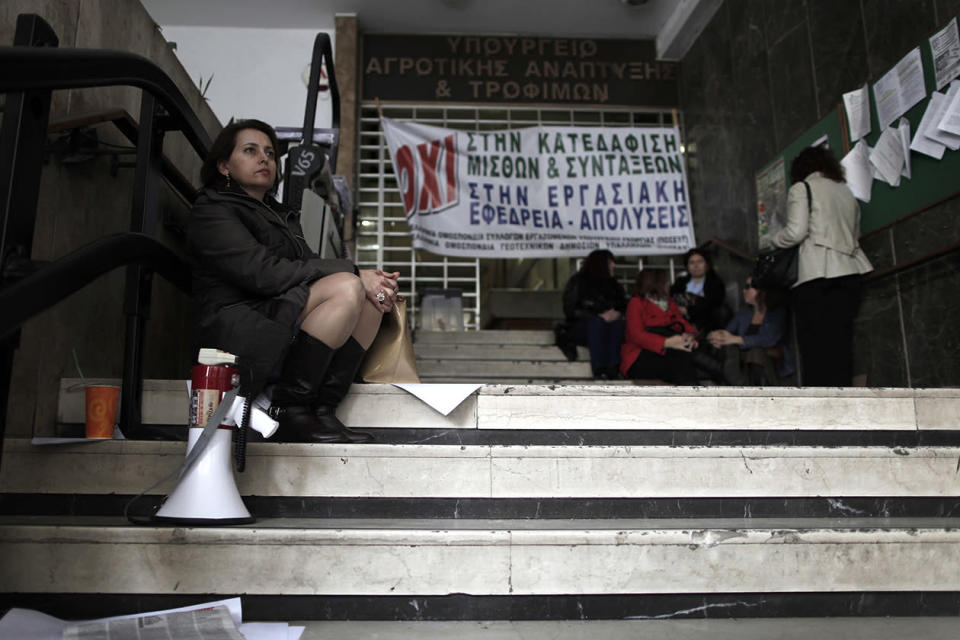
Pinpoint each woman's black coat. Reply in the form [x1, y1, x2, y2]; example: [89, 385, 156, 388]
[669, 270, 728, 331]
[562, 271, 627, 322]
[187, 185, 355, 395]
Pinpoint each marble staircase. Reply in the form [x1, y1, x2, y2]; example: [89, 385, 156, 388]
[414, 329, 598, 383]
[2, 384, 960, 621]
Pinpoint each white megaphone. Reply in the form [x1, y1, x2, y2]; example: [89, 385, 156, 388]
[153, 349, 278, 525]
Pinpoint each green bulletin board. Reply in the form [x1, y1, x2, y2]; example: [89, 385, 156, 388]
[858, 14, 960, 234]
[756, 13, 960, 237]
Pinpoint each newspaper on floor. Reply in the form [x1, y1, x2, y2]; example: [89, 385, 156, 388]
[0, 598, 303, 640]
[62, 605, 244, 640]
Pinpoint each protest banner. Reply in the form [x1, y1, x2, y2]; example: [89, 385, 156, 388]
[381, 117, 695, 258]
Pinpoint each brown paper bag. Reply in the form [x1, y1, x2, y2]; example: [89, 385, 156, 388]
[360, 297, 421, 383]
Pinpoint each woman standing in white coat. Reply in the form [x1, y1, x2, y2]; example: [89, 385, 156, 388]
[760, 145, 873, 386]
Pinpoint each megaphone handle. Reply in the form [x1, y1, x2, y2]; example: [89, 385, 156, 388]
[234, 396, 251, 473]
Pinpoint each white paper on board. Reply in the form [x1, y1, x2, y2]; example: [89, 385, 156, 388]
[921, 91, 960, 150]
[937, 79, 960, 135]
[898, 118, 912, 179]
[869, 126, 905, 187]
[841, 139, 874, 203]
[394, 383, 482, 416]
[930, 17, 960, 90]
[872, 47, 927, 129]
[843, 84, 871, 141]
[911, 94, 949, 158]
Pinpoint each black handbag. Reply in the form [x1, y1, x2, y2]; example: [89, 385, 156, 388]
[752, 180, 811, 289]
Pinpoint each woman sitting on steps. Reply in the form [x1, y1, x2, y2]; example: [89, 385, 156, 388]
[187, 119, 400, 443]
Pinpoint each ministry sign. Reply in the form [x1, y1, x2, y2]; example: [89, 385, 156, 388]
[382, 118, 695, 258]
[363, 35, 678, 106]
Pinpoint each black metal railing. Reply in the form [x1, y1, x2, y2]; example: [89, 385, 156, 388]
[0, 233, 191, 340]
[0, 13, 212, 454]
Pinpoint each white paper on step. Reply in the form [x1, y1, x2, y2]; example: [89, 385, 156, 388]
[394, 383, 482, 416]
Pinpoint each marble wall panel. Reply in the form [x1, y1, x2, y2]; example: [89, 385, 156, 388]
[897, 254, 960, 387]
[806, 0, 870, 115]
[936, 0, 960, 23]
[891, 198, 960, 264]
[854, 276, 908, 387]
[680, 3, 734, 122]
[762, 2, 809, 48]
[767, 25, 820, 150]
[861, 0, 937, 77]
[859, 229, 895, 273]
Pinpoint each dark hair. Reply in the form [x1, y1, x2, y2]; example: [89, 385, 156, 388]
[746, 278, 785, 311]
[200, 119, 281, 194]
[633, 269, 669, 298]
[682, 247, 712, 272]
[580, 249, 615, 282]
[790, 144, 844, 184]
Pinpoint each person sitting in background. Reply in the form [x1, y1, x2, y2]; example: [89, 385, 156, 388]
[559, 249, 626, 379]
[620, 269, 699, 385]
[188, 119, 400, 443]
[707, 277, 795, 385]
[670, 248, 730, 334]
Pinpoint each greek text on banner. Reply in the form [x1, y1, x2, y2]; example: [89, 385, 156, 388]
[381, 117, 696, 258]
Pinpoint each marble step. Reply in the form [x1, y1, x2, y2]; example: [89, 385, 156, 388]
[3, 438, 958, 499]
[416, 376, 634, 385]
[2, 516, 960, 595]
[415, 343, 587, 361]
[54, 382, 960, 433]
[173, 619, 960, 640]
[415, 359, 592, 379]
[415, 330, 555, 345]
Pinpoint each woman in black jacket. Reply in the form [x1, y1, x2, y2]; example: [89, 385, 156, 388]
[188, 119, 399, 443]
[670, 248, 729, 334]
[560, 249, 626, 379]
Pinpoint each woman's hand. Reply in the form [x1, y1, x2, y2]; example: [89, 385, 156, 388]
[664, 333, 697, 352]
[708, 329, 743, 348]
[359, 268, 400, 312]
[599, 309, 622, 322]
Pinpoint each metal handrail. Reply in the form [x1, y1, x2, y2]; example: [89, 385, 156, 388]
[0, 233, 190, 341]
[0, 46, 212, 156]
[0, 36, 213, 441]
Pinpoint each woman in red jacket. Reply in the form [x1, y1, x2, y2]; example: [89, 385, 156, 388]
[620, 269, 699, 385]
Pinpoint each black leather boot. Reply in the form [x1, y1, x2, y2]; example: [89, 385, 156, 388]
[314, 336, 374, 443]
[271, 331, 347, 443]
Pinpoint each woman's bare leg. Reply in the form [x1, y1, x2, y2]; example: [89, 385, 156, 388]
[299, 273, 365, 348]
[352, 299, 384, 349]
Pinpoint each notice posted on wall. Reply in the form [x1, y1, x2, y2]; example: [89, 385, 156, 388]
[872, 47, 927, 130]
[380, 117, 696, 258]
[755, 157, 786, 238]
[930, 17, 960, 91]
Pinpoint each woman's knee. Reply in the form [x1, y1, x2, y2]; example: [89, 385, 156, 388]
[313, 272, 365, 308]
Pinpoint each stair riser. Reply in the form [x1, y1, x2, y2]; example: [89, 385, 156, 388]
[415, 345, 585, 361]
[415, 330, 555, 345]
[3, 524, 959, 595]
[416, 361, 591, 377]
[57, 383, 960, 431]
[3, 442, 958, 498]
